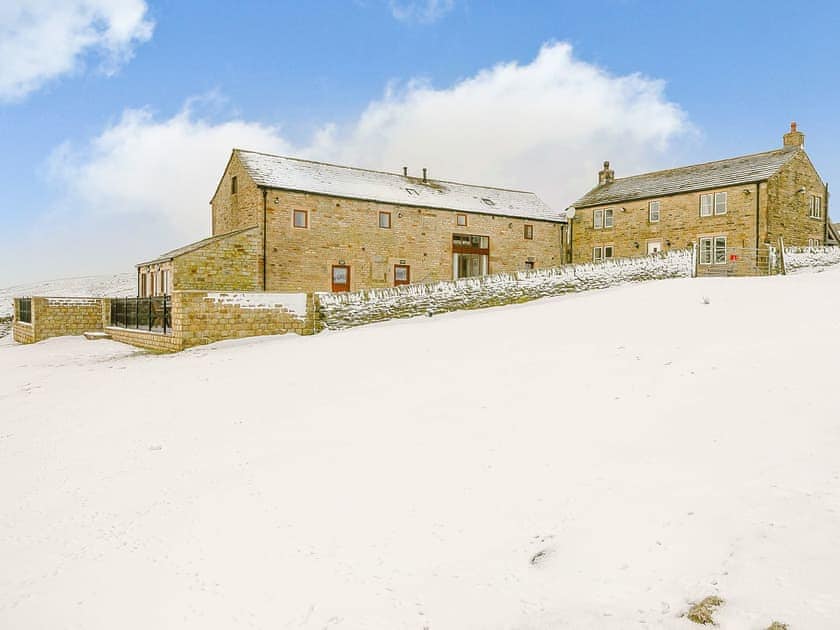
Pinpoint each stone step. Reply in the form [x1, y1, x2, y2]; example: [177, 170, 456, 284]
[83, 331, 111, 341]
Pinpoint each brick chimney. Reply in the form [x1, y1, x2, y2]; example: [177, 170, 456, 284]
[598, 161, 615, 186]
[783, 121, 805, 148]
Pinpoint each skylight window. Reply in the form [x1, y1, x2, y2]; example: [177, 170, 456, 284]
[481, 198, 496, 206]
[405, 188, 419, 196]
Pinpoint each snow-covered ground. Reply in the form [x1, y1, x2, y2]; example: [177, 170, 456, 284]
[0, 273, 135, 320]
[1, 268, 839, 629]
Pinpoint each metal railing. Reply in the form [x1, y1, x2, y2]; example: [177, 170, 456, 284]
[110, 296, 171, 334]
[17, 298, 32, 323]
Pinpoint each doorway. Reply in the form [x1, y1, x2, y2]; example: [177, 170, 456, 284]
[394, 264, 410, 286]
[331, 265, 350, 292]
[647, 241, 662, 255]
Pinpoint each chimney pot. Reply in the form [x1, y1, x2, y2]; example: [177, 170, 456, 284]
[783, 121, 805, 148]
[598, 160, 615, 186]
[422, 167, 427, 182]
[791, 121, 797, 132]
[403, 166, 408, 177]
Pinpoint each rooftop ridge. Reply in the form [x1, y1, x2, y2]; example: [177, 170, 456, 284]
[608, 145, 798, 184]
[234, 148, 537, 195]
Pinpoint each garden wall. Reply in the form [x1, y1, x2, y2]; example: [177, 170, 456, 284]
[316, 249, 694, 330]
[784, 246, 840, 272]
[13, 297, 104, 344]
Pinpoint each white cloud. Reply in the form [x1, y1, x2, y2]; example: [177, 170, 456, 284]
[3, 42, 690, 286]
[389, 0, 454, 23]
[0, 0, 154, 102]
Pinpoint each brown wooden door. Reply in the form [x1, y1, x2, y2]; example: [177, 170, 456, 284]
[394, 264, 410, 286]
[331, 265, 350, 292]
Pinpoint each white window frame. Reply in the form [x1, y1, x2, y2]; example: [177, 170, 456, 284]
[700, 193, 713, 217]
[604, 208, 614, 228]
[648, 200, 660, 223]
[809, 195, 823, 219]
[808, 238, 822, 247]
[593, 246, 603, 262]
[593, 209, 604, 229]
[714, 192, 727, 215]
[699, 236, 727, 265]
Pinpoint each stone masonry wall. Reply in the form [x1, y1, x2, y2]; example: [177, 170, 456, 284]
[13, 297, 103, 344]
[317, 249, 694, 330]
[263, 188, 565, 293]
[211, 152, 264, 236]
[172, 226, 262, 291]
[572, 182, 765, 264]
[766, 150, 828, 247]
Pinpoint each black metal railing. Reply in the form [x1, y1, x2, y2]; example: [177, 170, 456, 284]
[18, 298, 32, 324]
[110, 296, 171, 334]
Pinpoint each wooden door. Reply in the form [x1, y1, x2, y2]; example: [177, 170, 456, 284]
[394, 264, 410, 286]
[331, 265, 350, 292]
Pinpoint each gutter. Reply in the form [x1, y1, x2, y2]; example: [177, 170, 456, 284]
[755, 182, 760, 249]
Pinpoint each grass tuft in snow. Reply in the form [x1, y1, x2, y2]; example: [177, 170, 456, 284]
[685, 595, 724, 625]
[765, 622, 788, 630]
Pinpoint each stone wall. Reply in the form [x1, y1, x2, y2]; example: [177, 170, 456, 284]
[211, 152, 264, 235]
[766, 150, 828, 246]
[13, 297, 103, 344]
[105, 326, 183, 352]
[317, 249, 694, 330]
[172, 226, 262, 291]
[783, 246, 840, 272]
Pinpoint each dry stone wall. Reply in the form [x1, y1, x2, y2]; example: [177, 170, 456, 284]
[13, 297, 103, 344]
[784, 246, 840, 272]
[317, 249, 694, 330]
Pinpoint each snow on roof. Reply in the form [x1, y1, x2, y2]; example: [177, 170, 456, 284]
[236, 150, 564, 223]
[138, 226, 259, 266]
[573, 146, 800, 208]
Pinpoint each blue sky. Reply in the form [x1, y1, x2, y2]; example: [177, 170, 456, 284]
[1, 0, 838, 286]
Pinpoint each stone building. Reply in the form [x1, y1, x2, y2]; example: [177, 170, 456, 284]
[137, 150, 568, 294]
[569, 123, 838, 271]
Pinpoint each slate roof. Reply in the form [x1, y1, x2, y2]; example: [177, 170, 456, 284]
[573, 146, 800, 208]
[137, 226, 258, 266]
[235, 149, 563, 222]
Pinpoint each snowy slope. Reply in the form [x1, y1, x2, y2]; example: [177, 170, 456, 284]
[1, 268, 840, 629]
[0, 273, 135, 319]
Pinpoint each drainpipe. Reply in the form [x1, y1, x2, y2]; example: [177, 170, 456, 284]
[262, 188, 267, 291]
[825, 182, 830, 243]
[136, 267, 140, 298]
[754, 182, 760, 250]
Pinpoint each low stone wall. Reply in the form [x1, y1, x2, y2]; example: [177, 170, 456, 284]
[784, 246, 840, 272]
[317, 249, 694, 330]
[105, 326, 183, 352]
[13, 297, 104, 344]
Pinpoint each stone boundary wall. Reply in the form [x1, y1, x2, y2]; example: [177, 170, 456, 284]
[13, 297, 104, 344]
[105, 326, 183, 352]
[783, 246, 840, 272]
[316, 249, 694, 330]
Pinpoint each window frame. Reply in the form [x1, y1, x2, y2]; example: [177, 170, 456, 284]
[593, 246, 603, 262]
[809, 194, 823, 219]
[394, 264, 410, 286]
[699, 193, 713, 217]
[604, 245, 614, 259]
[604, 208, 614, 228]
[456, 213, 468, 227]
[379, 211, 392, 229]
[699, 236, 727, 265]
[524, 224, 534, 240]
[714, 192, 727, 215]
[648, 200, 660, 223]
[293, 209, 309, 229]
[593, 209, 604, 229]
[231, 175, 238, 194]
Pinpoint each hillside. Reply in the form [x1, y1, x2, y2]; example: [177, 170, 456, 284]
[1, 268, 839, 628]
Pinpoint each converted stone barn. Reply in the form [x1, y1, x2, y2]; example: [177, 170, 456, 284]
[137, 151, 568, 295]
[569, 123, 838, 273]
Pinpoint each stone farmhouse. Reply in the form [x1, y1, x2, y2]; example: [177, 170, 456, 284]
[136, 150, 569, 296]
[569, 123, 839, 272]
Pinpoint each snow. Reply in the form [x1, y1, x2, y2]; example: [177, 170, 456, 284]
[2, 267, 840, 629]
[206, 292, 308, 317]
[784, 246, 840, 272]
[0, 273, 135, 319]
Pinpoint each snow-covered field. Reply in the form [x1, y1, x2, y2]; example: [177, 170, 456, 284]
[0, 273, 135, 320]
[1, 268, 839, 629]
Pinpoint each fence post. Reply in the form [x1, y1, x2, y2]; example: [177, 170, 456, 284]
[692, 242, 698, 277]
[778, 236, 786, 275]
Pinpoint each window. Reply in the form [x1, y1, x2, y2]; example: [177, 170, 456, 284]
[481, 198, 496, 207]
[162, 269, 171, 295]
[809, 238, 822, 247]
[456, 213, 468, 227]
[231, 176, 237, 194]
[405, 187, 419, 196]
[139, 273, 147, 297]
[593, 246, 603, 262]
[809, 195, 823, 219]
[604, 208, 614, 228]
[604, 245, 614, 259]
[524, 224, 533, 240]
[714, 192, 727, 215]
[699, 236, 727, 264]
[649, 201, 660, 223]
[525, 261, 535, 270]
[293, 209, 308, 228]
[379, 211, 391, 229]
[700, 193, 713, 217]
[594, 209, 603, 229]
